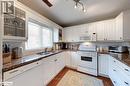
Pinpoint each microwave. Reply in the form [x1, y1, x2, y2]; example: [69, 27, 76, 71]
[79, 33, 97, 42]
[109, 46, 128, 53]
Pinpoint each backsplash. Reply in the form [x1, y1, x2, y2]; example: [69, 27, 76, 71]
[3, 41, 130, 57]
[3, 42, 23, 52]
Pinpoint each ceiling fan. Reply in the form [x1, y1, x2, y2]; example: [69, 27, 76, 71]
[42, 0, 53, 7]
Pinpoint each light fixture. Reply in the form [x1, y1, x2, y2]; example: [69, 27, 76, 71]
[73, 0, 86, 13]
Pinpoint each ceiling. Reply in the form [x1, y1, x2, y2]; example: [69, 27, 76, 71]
[18, 0, 130, 27]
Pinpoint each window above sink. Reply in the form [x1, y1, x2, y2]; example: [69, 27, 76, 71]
[25, 20, 53, 51]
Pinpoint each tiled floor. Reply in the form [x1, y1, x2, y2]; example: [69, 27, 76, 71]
[47, 67, 113, 86]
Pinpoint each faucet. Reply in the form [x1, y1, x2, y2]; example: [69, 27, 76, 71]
[44, 48, 48, 53]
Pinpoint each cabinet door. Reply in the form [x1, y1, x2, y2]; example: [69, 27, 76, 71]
[88, 23, 97, 41]
[71, 27, 80, 42]
[53, 28, 59, 42]
[115, 13, 123, 41]
[65, 51, 72, 67]
[55, 53, 65, 75]
[42, 56, 55, 85]
[63, 25, 89, 42]
[96, 19, 116, 41]
[104, 19, 116, 41]
[63, 28, 74, 42]
[98, 54, 109, 77]
[96, 21, 105, 41]
[71, 51, 80, 69]
[3, 6, 27, 40]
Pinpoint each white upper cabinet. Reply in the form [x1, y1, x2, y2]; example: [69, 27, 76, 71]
[96, 19, 116, 41]
[88, 22, 97, 41]
[63, 26, 81, 42]
[115, 10, 130, 41]
[54, 28, 63, 42]
[63, 24, 96, 42]
[63, 19, 116, 42]
[96, 21, 105, 41]
[115, 13, 123, 41]
[53, 28, 59, 42]
[63, 27, 74, 42]
[63, 10, 130, 42]
[3, 2, 27, 41]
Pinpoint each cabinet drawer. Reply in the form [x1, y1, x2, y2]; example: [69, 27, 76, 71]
[111, 59, 130, 86]
[109, 56, 130, 86]
[109, 69, 123, 86]
[22, 61, 42, 72]
[116, 65, 130, 86]
[116, 59, 130, 76]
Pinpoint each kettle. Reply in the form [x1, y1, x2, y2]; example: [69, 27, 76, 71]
[12, 47, 23, 59]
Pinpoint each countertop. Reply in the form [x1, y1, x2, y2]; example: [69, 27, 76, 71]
[3, 49, 130, 72]
[98, 51, 130, 67]
[3, 50, 63, 72]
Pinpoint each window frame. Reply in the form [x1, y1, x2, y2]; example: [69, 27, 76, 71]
[25, 19, 54, 51]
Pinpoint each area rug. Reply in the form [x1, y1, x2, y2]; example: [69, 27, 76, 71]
[57, 70, 104, 86]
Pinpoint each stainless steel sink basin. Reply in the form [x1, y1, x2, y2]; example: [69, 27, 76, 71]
[37, 52, 53, 55]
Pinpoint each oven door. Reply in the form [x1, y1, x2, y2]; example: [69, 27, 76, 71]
[78, 52, 97, 69]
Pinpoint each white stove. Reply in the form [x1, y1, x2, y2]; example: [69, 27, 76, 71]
[77, 43, 98, 76]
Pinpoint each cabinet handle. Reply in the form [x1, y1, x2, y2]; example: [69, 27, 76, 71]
[113, 81, 116, 84]
[55, 59, 57, 61]
[125, 69, 129, 72]
[124, 81, 129, 85]
[9, 70, 19, 74]
[113, 69, 116, 71]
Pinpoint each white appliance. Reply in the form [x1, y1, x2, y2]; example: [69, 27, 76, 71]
[77, 43, 98, 76]
[79, 33, 97, 42]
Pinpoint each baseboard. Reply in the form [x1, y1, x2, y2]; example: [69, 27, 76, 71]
[98, 73, 109, 78]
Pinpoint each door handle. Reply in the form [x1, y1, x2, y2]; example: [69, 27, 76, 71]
[113, 69, 116, 72]
[125, 69, 129, 72]
[124, 81, 129, 85]
[55, 59, 57, 62]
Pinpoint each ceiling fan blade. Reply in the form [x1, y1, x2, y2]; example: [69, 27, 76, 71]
[42, 0, 53, 7]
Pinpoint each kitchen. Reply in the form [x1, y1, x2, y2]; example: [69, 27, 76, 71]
[0, 0, 130, 86]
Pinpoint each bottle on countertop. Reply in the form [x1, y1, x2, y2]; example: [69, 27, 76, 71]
[3, 43, 10, 53]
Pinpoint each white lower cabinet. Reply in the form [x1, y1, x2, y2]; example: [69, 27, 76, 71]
[42, 56, 56, 85]
[4, 52, 130, 86]
[98, 54, 130, 86]
[71, 51, 80, 69]
[65, 51, 72, 67]
[55, 52, 65, 75]
[65, 51, 80, 69]
[4, 52, 65, 86]
[109, 56, 130, 86]
[98, 54, 109, 77]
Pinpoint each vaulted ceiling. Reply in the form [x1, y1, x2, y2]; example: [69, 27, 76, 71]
[18, 0, 130, 27]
